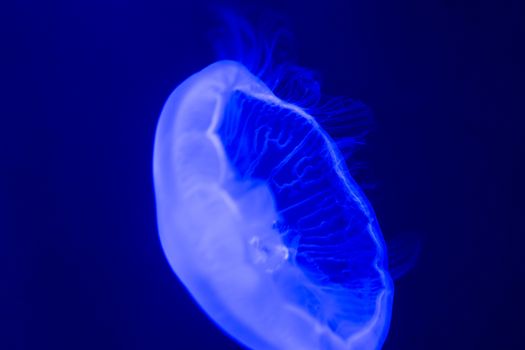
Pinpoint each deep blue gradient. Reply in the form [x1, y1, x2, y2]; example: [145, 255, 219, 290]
[3, 1, 525, 349]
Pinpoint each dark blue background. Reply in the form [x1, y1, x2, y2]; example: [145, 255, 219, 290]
[3, 1, 524, 349]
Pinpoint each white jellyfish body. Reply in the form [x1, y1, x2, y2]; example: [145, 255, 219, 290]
[153, 60, 393, 349]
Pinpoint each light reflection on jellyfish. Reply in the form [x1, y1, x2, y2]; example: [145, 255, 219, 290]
[153, 16, 393, 350]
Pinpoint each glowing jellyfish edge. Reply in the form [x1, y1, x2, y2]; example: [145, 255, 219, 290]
[153, 60, 393, 350]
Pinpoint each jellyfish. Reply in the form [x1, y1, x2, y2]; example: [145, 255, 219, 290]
[153, 22, 393, 350]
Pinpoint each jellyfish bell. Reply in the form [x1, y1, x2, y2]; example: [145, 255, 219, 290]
[153, 57, 393, 349]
